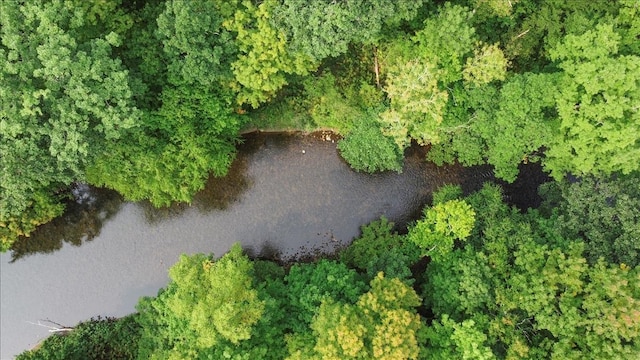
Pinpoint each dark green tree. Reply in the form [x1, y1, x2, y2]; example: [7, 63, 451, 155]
[541, 174, 640, 267]
[86, 86, 241, 207]
[273, 0, 425, 63]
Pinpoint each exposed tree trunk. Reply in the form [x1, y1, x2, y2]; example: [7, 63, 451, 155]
[516, 29, 530, 39]
[373, 46, 381, 88]
[28, 319, 74, 333]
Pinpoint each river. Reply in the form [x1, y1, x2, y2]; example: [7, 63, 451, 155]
[0, 133, 545, 359]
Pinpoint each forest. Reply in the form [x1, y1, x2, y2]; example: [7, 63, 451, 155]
[1, 0, 639, 358]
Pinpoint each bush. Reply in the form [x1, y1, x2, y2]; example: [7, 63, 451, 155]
[337, 117, 403, 173]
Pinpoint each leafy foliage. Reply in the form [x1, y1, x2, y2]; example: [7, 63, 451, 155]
[380, 59, 449, 148]
[156, 0, 236, 88]
[340, 216, 419, 270]
[545, 23, 640, 178]
[337, 116, 404, 173]
[340, 216, 420, 284]
[17, 316, 141, 360]
[463, 43, 509, 86]
[284, 260, 368, 332]
[424, 184, 640, 359]
[409, 198, 476, 260]
[0, 0, 140, 247]
[424, 315, 495, 360]
[136, 244, 264, 358]
[273, 0, 425, 62]
[294, 273, 423, 359]
[223, 0, 315, 108]
[86, 86, 241, 207]
[302, 73, 362, 134]
[541, 174, 640, 267]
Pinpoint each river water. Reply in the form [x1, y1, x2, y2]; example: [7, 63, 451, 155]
[0, 133, 543, 358]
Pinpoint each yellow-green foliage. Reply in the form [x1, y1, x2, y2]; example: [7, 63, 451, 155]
[224, 0, 316, 108]
[310, 273, 423, 360]
[409, 199, 476, 259]
[0, 191, 64, 251]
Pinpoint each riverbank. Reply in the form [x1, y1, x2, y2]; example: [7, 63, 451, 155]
[2, 133, 458, 359]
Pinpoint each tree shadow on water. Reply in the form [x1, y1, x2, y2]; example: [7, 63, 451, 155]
[140, 154, 252, 224]
[9, 185, 124, 262]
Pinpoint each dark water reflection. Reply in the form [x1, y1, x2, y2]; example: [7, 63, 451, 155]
[139, 150, 252, 225]
[0, 133, 547, 358]
[9, 186, 124, 263]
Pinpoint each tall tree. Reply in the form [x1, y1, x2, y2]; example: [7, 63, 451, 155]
[288, 273, 424, 359]
[155, 0, 236, 88]
[87, 86, 241, 207]
[540, 173, 640, 267]
[545, 23, 640, 179]
[0, 0, 140, 249]
[423, 184, 640, 359]
[222, 0, 315, 108]
[136, 244, 265, 358]
[379, 4, 509, 152]
[273, 0, 425, 63]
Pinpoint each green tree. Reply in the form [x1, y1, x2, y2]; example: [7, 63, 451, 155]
[409, 199, 476, 260]
[340, 216, 419, 271]
[0, 0, 140, 249]
[545, 23, 640, 179]
[424, 185, 640, 359]
[136, 244, 264, 359]
[379, 4, 509, 152]
[284, 260, 368, 333]
[222, 0, 315, 108]
[340, 216, 420, 284]
[541, 174, 640, 267]
[424, 315, 496, 360]
[156, 0, 236, 88]
[501, 0, 621, 67]
[87, 85, 241, 207]
[273, 0, 425, 63]
[463, 43, 509, 86]
[379, 59, 449, 149]
[337, 116, 404, 173]
[428, 72, 558, 182]
[301, 273, 424, 360]
[17, 316, 141, 360]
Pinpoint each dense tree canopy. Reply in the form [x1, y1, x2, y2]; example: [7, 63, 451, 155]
[3, 0, 638, 250]
[0, 0, 140, 250]
[5, 2, 640, 357]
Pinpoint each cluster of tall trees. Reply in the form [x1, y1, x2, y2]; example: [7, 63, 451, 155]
[19, 181, 640, 359]
[2, 0, 639, 250]
[3, 1, 640, 357]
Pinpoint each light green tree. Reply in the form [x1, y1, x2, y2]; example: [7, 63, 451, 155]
[409, 199, 476, 260]
[463, 43, 509, 86]
[545, 23, 640, 179]
[223, 0, 315, 108]
[136, 244, 265, 358]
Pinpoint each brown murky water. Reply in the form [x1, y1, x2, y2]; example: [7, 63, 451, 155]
[0, 133, 543, 358]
